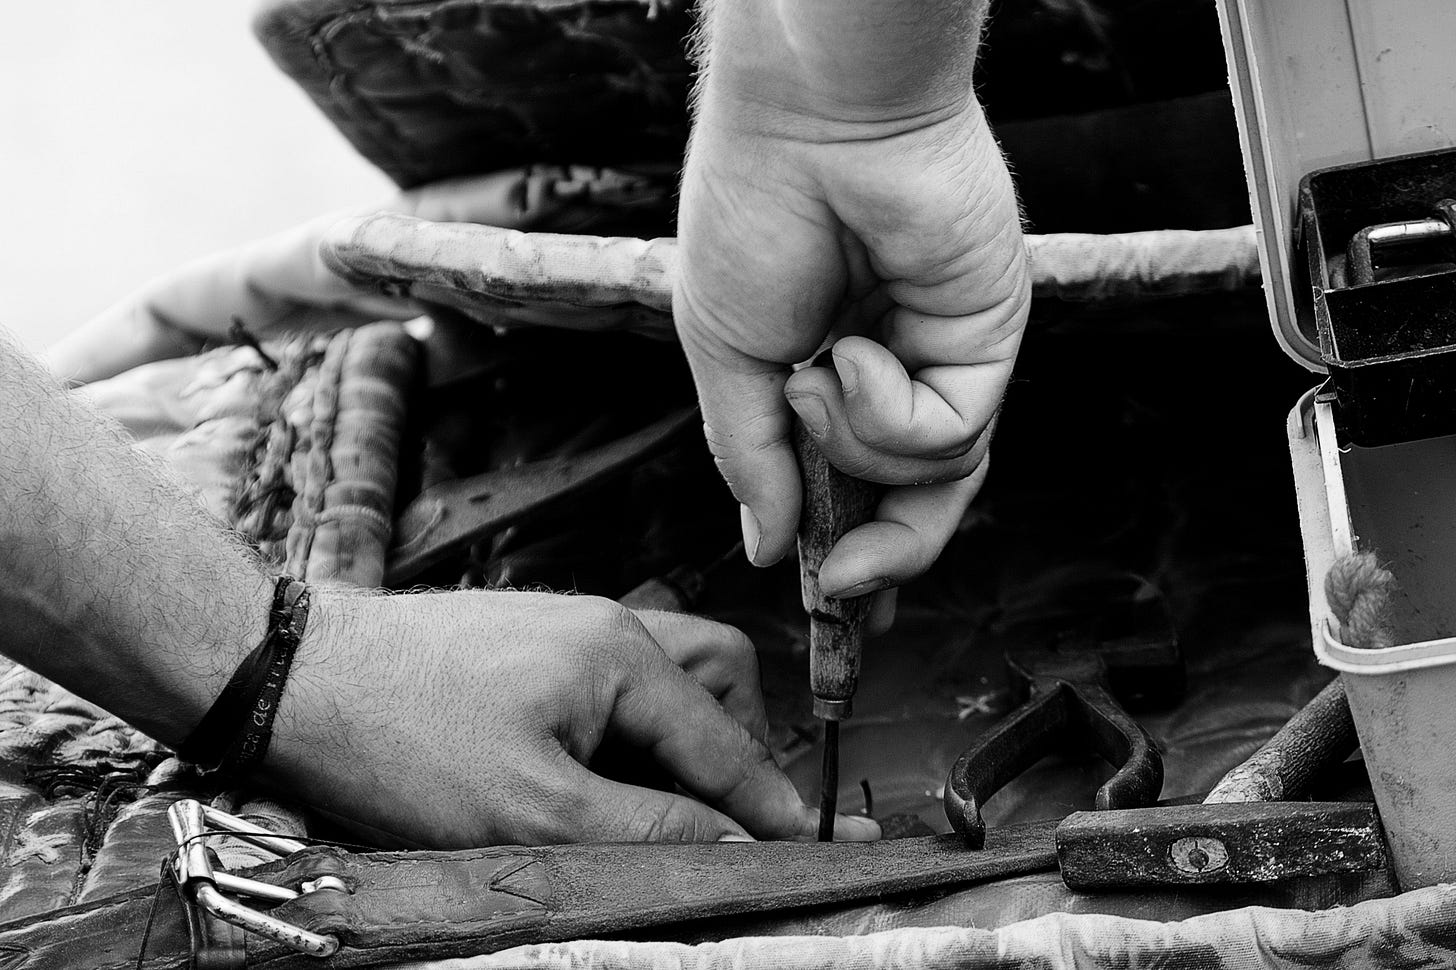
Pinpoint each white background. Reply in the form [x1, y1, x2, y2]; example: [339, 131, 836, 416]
[0, 1, 392, 351]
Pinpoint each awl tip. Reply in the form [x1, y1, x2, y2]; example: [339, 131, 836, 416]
[818, 720, 840, 842]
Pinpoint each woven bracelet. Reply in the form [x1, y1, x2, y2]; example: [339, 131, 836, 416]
[177, 576, 311, 776]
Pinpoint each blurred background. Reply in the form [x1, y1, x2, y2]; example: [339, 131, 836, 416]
[0, 1, 391, 351]
[0, 0, 1250, 355]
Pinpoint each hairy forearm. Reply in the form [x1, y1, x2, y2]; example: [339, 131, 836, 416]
[696, 0, 990, 124]
[0, 326, 269, 743]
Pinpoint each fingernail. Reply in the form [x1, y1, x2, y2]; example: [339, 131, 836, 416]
[740, 505, 763, 565]
[828, 577, 890, 599]
[717, 833, 756, 842]
[787, 393, 829, 437]
[833, 353, 859, 396]
[834, 814, 882, 842]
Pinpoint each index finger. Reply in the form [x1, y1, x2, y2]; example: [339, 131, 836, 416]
[609, 635, 880, 842]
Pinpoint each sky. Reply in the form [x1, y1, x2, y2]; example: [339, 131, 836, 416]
[0, 2, 392, 351]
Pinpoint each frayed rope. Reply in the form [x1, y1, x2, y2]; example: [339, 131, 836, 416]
[1324, 552, 1398, 650]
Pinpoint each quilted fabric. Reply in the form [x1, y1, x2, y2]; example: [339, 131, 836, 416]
[0, 665, 165, 918]
[0, 663, 316, 919]
[1, 325, 418, 920]
[85, 321, 418, 586]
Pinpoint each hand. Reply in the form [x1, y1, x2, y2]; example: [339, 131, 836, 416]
[268, 589, 880, 847]
[674, 90, 1030, 622]
[44, 166, 666, 386]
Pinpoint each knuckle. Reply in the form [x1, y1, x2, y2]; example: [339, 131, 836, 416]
[568, 596, 649, 666]
[713, 737, 784, 804]
[720, 628, 761, 683]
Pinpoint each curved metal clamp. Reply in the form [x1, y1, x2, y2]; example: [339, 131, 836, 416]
[943, 644, 1168, 849]
[168, 799, 343, 958]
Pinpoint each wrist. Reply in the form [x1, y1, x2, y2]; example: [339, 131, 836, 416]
[700, 0, 985, 133]
[261, 588, 369, 786]
[149, 572, 275, 749]
[176, 576, 312, 774]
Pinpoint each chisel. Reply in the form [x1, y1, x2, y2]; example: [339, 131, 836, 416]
[794, 418, 880, 842]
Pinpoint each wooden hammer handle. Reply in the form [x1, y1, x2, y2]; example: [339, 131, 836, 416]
[1203, 678, 1357, 804]
[794, 422, 880, 717]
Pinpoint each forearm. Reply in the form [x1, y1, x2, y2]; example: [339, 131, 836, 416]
[0, 325, 269, 744]
[696, 0, 990, 125]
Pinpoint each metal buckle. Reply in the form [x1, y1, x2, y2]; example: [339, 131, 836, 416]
[167, 798, 342, 958]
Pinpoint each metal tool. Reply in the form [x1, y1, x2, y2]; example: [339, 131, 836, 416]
[385, 406, 697, 585]
[943, 572, 1180, 849]
[1057, 676, 1380, 889]
[1298, 146, 1456, 446]
[794, 421, 879, 843]
[1057, 800, 1384, 888]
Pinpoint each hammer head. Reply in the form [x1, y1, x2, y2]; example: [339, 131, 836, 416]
[998, 567, 1184, 710]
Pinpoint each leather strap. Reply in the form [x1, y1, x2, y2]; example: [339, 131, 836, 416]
[0, 823, 1057, 969]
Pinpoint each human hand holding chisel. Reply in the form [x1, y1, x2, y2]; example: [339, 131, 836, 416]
[795, 410, 882, 841]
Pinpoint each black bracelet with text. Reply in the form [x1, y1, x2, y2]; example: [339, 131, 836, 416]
[176, 576, 310, 776]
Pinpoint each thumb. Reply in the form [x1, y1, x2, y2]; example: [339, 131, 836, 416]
[676, 327, 802, 567]
[569, 769, 752, 843]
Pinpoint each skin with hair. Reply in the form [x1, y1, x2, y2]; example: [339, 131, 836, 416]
[8, 0, 1016, 844]
[675, 0, 1028, 628]
[0, 327, 878, 846]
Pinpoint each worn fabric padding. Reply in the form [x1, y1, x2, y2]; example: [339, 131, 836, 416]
[322, 214, 1261, 338]
[1, 324, 416, 919]
[85, 321, 417, 587]
[427, 884, 1456, 970]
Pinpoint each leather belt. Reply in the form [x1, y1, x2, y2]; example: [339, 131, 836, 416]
[0, 800, 1058, 970]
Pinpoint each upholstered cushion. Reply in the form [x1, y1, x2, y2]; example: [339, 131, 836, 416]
[254, 0, 692, 190]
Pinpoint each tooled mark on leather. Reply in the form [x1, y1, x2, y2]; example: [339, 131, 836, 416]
[276, 848, 552, 936]
[488, 857, 548, 905]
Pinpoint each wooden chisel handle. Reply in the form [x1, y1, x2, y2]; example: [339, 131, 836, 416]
[1204, 677, 1358, 804]
[794, 422, 881, 720]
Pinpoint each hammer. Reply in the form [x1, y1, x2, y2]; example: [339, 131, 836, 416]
[1056, 677, 1378, 888]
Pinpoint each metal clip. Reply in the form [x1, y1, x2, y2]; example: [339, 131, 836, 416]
[1345, 199, 1456, 286]
[167, 799, 342, 958]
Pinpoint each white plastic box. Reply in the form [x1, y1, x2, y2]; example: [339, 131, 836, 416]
[1218, 1, 1456, 888]
[1217, 0, 1456, 371]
